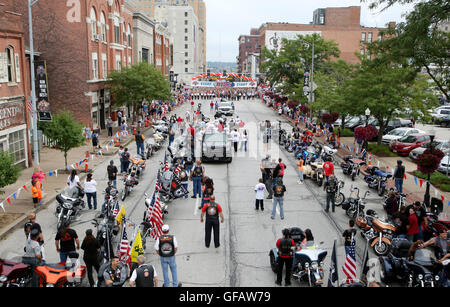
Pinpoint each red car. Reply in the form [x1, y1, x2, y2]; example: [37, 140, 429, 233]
[390, 133, 431, 156]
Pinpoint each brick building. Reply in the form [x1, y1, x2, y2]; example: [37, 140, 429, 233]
[154, 22, 172, 78]
[237, 28, 260, 74]
[0, 4, 32, 167]
[238, 6, 392, 71]
[7, 0, 135, 131]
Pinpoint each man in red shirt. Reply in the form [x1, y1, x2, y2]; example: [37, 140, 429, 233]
[323, 158, 334, 183]
[200, 195, 224, 248]
[275, 228, 295, 286]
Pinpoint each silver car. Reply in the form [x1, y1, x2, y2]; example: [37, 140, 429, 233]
[201, 132, 232, 163]
[215, 102, 234, 117]
[409, 140, 450, 161]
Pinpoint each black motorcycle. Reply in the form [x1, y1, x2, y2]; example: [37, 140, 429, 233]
[55, 187, 85, 230]
[341, 187, 369, 219]
[379, 239, 445, 287]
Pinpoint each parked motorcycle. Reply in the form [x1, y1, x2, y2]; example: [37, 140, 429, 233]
[341, 156, 366, 181]
[269, 227, 327, 287]
[92, 215, 119, 261]
[0, 257, 32, 287]
[335, 180, 346, 206]
[380, 240, 445, 287]
[145, 139, 155, 158]
[35, 252, 86, 287]
[341, 187, 369, 219]
[55, 187, 85, 230]
[129, 155, 146, 178]
[320, 145, 337, 163]
[121, 167, 139, 201]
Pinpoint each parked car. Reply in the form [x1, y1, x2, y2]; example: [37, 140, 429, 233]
[438, 155, 450, 175]
[201, 132, 232, 163]
[333, 115, 353, 128]
[381, 127, 426, 145]
[390, 133, 431, 156]
[344, 116, 365, 131]
[364, 118, 413, 134]
[409, 140, 450, 161]
[439, 114, 450, 127]
[214, 101, 234, 118]
[431, 108, 450, 124]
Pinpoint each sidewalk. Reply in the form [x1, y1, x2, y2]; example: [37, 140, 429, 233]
[267, 104, 450, 218]
[0, 107, 181, 239]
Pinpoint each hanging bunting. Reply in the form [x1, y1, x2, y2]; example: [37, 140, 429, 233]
[6, 198, 11, 205]
[49, 171, 53, 177]
[419, 179, 423, 188]
[0, 202, 4, 212]
[12, 193, 16, 200]
[414, 177, 418, 185]
[55, 169, 58, 177]
[441, 195, 445, 202]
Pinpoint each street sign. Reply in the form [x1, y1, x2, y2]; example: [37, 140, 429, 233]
[311, 81, 318, 92]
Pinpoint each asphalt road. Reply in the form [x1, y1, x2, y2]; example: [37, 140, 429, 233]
[0, 98, 392, 287]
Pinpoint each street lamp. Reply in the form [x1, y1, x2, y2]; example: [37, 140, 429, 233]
[365, 108, 371, 126]
[29, 0, 40, 166]
[424, 128, 436, 207]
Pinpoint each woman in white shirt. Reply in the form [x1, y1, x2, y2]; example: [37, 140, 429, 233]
[84, 173, 97, 210]
[240, 130, 248, 152]
[67, 169, 82, 190]
[232, 129, 240, 153]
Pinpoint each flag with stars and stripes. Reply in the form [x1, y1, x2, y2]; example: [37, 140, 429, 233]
[155, 170, 162, 191]
[149, 194, 163, 240]
[118, 226, 131, 269]
[342, 237, 357, 284]
[112, 201, 120, 217]
[163, 152, 170, 171]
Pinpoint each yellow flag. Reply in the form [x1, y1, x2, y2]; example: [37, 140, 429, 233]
[116, 204, 126, 225]
[130, 231, 144, 263]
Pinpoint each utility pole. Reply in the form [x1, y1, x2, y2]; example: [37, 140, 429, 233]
[28, 0, 39, 166]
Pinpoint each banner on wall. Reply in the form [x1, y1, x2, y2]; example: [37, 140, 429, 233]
[191, 81, 257, 88]
[35, 60, 52, 122]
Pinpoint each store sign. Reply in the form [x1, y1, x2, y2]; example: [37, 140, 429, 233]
[35, 61, 52, 121]
[0, 102, 25, 130]
[191, 81, 257, 88]
[265, 30, 322, 53]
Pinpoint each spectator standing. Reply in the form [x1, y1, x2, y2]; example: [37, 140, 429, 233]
[107, 160, 118, 188]
[342, 220, 357, 256]
[135, 131, 145, 156]
[81, 229, 101, 287]
[297, 157, 304, 184]
[201, 195, 224, 248]
[271, 178, 286, 220]
[323, 158, 335, 183]
[22, 229, 43, 287]
[240, 130, 248, 152]
[393, 160, 405, 193]
[67, 169, 83, 191]
[91, 130, 99, 152]
[121, 148, 131, 174]
[55, 221, 80, 263]
[254, 178, 265, 211]
[84, 173, 98, 210]
[129, 255, 158, 287]
[323, 174, 338, 213]
[232, 129, 240, 153]
[117, 110, 122, 126]
[154, 225, 180, 287]
[406, 207, 420, 242]
[107, 117, 113, 137]
[190, 160, 204, 199]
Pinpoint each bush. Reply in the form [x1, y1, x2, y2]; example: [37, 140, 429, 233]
[413, 170, 450, 192]
[0, 151, 21, 194]
[335, 127, 354, 137]
[367, 144, 398, 157]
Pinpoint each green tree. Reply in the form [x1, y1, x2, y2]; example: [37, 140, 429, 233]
[107, 62, 172, 121]
[39, 111, 85, 168]
[0, 151, 21, 194]
[261, 34, 341, 101]
[346, 53, 437, 145]
[309, 60, 357, 129]
[365, 0, 450, 100]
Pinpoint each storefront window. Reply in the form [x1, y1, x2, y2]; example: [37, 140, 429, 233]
[8, 130, 25, 164]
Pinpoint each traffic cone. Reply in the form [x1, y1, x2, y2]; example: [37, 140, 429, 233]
[85, 163, 89, 172]
[86, 151, 90, 158]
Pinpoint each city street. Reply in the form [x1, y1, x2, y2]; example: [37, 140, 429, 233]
[0, 98, 391, 287]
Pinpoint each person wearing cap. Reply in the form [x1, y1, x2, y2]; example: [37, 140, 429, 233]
[154, 224, 180, 287]
[200, 195, 224, 248]
[22, 228, 43, 287]
[393, 160, 405, 193]
[129, 255, 158, 287]
[81, 229, 101, 287]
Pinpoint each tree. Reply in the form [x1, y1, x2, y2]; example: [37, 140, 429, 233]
[261, 34, 341, 101]
[39, 111, 85, 168]
[0, 151, 21, 194]
[311, 60, 357, 129]
[366, 0, 450, 100]
[346, 53, 437, 145]
[107, 62, 172, 121]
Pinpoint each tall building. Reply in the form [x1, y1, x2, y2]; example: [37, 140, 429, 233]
[126, 0, 206, 74]
[7, 0, 135, 130]
[0, 4, 32, 167]
[237, 28, 261, 74]
[238, 6, 393, 71]
[154, 4, 204, 85]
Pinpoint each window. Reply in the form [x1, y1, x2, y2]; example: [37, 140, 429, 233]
[378, 33, 382, 42]
[102, 53, 107, 78]
[115, 55, 121, 71]
[100, 12, 107, 42]
[360, 48, 365, 55]
[368, 32, 373, 43]
[185, 20, 188, 25]
[185, 28, 188, 33]
[92, 52, 98, 79]
[185, 67, 188, 72]
[128, 56, 131, 67]
[142, 48, 149, 63]
[185, 36, 188, 41]
[185, 44, 188, 49]
[361, 32, 366, 42]
[90, 8, 97, 38]
[185, 12, 188, 17]
[127, 25, 132, 47]
[6, 46, 15, 82]
[185, 52, 188, 57]
[185, 60, 188, 64]
[9, 130, 25, 164]
[114, 18, 120, 44]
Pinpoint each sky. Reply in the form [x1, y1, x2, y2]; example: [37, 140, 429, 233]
[204, 0, 416, 62]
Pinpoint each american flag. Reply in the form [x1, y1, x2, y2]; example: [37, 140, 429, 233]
[148, 193, 163, 240]
[27, 100, 33, 114]
[342, 237, 357, 284]
[112, 201, 120, 217]
[163, 152, 170, 171]
[118, 226, 131, 269]
[155, 170, 162, 191]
